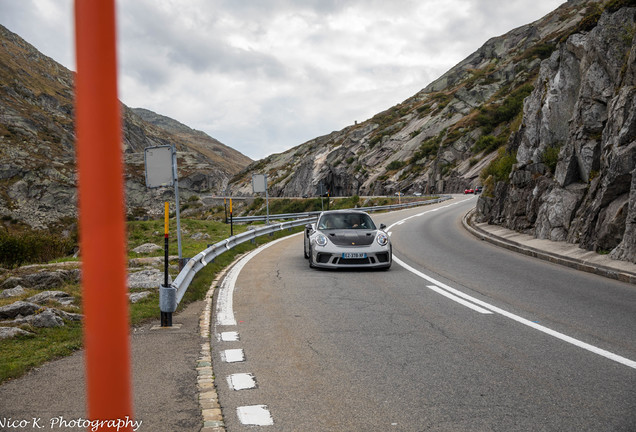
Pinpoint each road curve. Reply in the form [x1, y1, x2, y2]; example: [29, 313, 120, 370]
[211, 196, 636, 431]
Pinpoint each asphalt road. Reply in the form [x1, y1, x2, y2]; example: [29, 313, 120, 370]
[211, 197, 636, 431]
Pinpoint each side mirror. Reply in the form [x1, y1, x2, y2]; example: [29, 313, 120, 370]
[380, 223, 387, 230]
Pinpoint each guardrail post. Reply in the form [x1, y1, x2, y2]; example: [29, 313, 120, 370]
[160, 284, 177, 327]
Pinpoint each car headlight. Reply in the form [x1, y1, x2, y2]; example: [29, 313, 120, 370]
[376, 232, 388, 246]
[316, 233, 328, 247]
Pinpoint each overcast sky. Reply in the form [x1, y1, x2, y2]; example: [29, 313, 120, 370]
[1, 0, 565, 160]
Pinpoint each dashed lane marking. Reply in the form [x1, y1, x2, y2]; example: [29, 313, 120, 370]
[220, 331, 239, 342]
[236, 405, 274, 426]
[221, 348, 245, 363]
[228, 373, 257, 391]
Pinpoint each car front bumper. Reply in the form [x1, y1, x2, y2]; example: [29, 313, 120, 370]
[310, 245, 392, 269]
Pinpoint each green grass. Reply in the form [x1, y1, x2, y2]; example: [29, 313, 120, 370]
[0, 321, 83, 382]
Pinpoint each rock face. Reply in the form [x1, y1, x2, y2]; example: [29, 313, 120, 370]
[0, 24, 252, 229]
[477, 6, 636, 263]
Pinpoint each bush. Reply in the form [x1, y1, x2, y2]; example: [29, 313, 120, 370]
[409, 136, 441, 164]
[605, 0, 636, 12]
[387, 160, 406, 171]
[0, 231, 76, 268]
[541, 145, 561, 173]
[473, 135, 506, 154]
[480, 147, 517, 184]
[576, 4, 602, 33]
[476, 85, 533, 133]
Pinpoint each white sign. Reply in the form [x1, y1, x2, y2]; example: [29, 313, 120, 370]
[144, 145, 174, 188]
[252, 174, 267, 193]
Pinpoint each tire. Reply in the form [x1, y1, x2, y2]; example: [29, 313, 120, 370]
[382, 247, 393, 270]
[308, 246, 315, 268]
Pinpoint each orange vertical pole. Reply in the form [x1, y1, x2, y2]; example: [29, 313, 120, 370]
[74, 0, 133, 429]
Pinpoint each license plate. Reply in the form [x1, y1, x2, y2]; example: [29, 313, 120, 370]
[342, 252, 367, 259]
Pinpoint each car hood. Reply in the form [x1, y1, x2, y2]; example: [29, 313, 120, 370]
[321, 230, 377, 246]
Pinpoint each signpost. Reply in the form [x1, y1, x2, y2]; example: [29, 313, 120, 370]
[145, 146, 183, 327]
[318, 182, 330, 210]
[252, 174, 269, 224]
[144, 145, 183, 265]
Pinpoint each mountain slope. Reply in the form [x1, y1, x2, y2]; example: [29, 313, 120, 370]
[0, 24, 251, 229]
[132, 107, 252, 174]
[229, 0, 598, 197]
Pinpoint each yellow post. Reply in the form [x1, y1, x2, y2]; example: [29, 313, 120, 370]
[229, 198, 234, 236]
[161, 202, 171, 326]
[164, 202, 169, 236]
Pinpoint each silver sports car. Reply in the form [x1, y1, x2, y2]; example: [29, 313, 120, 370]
[304, 210, 392, 269]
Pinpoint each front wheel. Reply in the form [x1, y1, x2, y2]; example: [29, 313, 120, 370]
[382, 247, 392, 270]
[308, 246, 315, 268]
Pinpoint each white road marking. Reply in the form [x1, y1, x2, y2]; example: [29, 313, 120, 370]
[228, 373, 257, 390]
[390, 206, 636, 370]
[216, 234, 302, 327]
[426, 285, 493, 314]
[220, 331, 239, 342]
[221, 348, 245, 363]
[215, 234, 305, 429]
[237, 405, 274, 426]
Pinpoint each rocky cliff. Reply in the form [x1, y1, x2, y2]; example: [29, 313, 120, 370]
[477, 2, 636, 263]
[0, 24, 252, 229]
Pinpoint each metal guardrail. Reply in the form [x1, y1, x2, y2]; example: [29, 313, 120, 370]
[231, 195, 452, 223]
[159, 217, 316, 316]
[159, 195, 452, 320]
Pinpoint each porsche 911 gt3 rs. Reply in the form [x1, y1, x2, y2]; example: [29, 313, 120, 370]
[304, 210, 392, 270]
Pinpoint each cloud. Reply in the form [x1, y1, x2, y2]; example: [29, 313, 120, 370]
[0, 0, 565, 160]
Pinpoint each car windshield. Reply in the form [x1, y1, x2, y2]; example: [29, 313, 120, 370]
[317, 213, 376, 230]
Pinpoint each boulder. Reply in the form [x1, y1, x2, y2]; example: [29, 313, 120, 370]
[128, 268, 169, 289]
[0, 326, 34, 340]
[0, 285, 26, 298]
[12, 309, 64, 328]
[27, 290, 74, 306]
[132, 243, 163, 254]
[1, 276, 24, 290]
[190, 232, 210, 241]
[52, 309, 83, 321]
[0, 301, 41, 319]
[21, 271, 66, 290]
[129, 291, 151, 303]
